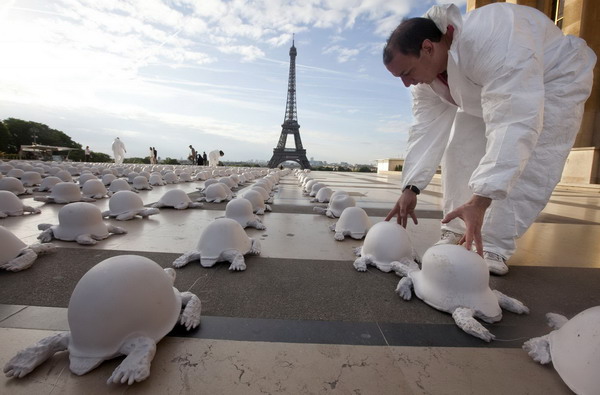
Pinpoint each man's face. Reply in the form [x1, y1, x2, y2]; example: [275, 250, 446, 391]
[385, 40, 442, 87]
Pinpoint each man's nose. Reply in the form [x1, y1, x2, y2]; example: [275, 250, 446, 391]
[400, 76, 413, 87]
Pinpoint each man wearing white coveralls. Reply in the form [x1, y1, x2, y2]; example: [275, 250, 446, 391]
[208, 150, 224, 167]
[111, 137, 127, 165]
[383, 3, 596, 275]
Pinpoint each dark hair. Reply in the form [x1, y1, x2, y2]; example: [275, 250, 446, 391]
[219, 150, 224, 156]
[383, 17, 442, 65]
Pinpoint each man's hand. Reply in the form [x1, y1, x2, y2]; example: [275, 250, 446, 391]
[441, 195, 491, 257]
[385, 189, 418, 228]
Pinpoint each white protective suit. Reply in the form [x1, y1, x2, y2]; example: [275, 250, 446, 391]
[401, 3, 596, 258]
[208, 150, 222, 167]
[111, 138, 127, 165]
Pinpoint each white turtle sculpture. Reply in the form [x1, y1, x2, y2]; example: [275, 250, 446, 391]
[34, 182, 95, 204]
[0, 226, 56, 271]
[34, 176, 62, 192]
[242, 189, 271, 215]
[148, 174, 166, 186]
[152, 189, 203, 210]
[108, 178, 136, 195]
[394, 244, 529, 342]
[0, 190, 41, 217]
[311, 186, 333, 203]
[3, 255, 201, 385]
[220, 198, 266, 230]
[173, 218, 260, 271]
[353, 220, 416, 272]
[132, 176, 152, 191]
[330, 206, 371, 241]
[0, 177, 31, 195]
[523, 306, 600, 395]
[103, 191, 159, 220]
[314, 194, 355, 218]
[81, 179, 109, 199]
[38, 202, 127, 245]
[198, 183, 233, 203]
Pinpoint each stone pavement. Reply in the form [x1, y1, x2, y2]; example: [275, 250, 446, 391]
[1, 170, 599, 394]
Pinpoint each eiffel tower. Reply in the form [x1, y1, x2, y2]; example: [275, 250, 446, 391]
[267, 36, 311, 169]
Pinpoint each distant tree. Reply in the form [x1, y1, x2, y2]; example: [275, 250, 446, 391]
[394, 164, 403, 171]
[123, 157, 146, 164]
[0, 121, 9, 152]
[2, 118, 82, 154]
[91, 152, 112, 162]
[336, 166, 351, 172]
[357, 166, 373, 173]
[163, 157, 180, 165]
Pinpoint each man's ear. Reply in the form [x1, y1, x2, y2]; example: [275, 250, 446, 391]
[421, 39, 433, 55]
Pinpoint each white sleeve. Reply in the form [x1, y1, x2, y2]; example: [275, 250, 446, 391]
[463, 8, 545, 200]
[401, 84, 457, 190]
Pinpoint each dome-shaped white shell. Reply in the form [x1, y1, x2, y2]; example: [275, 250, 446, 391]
[242, 189, 268, 214]
[37, 176, 62, 192]
[251, 185, 270, 201]
[0, 190, 39, 217]
[358, 221, 412, 272]
[52, 202, 110, 241]
[179, 172, 192, 182]
[56, 170, 73, 182]
[78, 173, 97, 187]
[303, 179, 318, 193]
[0, 226, 27, 264]
[332, 207, 371, 240]
[412, 244, 501, 320]
[547, 306, 600, 395]
[106, 191, 146, 216]
[0, 177, 27, 195]
[163, 172, 179, 184]
[155, 189, 193, 208]
[313, 187, 333, 203]
[148, 174, 165, 186]
[108, 179, 133, 193]
[132, 176, 151, 190]
[6, 168, 24, 179]
[81, 179, 108, 198]
[196, 218, 252, 267]
[67, 255, 180, 368]
[47, 182, 84, 203]
[218, 177, 236, 189]
[101, 174, 117, 186]
[327, 194, 356, 217]
[309, 182, 326, 197]
[224, 199, 262, 228]
[204, 183, 231, 202]
[21, 171, 43, 187]
[127, 172, 139, 183]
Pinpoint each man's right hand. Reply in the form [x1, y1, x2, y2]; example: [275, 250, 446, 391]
[385, 189, 418, 228]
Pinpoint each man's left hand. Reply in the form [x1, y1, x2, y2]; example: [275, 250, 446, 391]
[441, 195, 492, 257]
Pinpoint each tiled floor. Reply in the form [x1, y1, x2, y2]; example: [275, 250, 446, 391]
[1, 168, 599, 394]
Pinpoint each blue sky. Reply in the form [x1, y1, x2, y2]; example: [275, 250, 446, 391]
[0, 0, 466, 164]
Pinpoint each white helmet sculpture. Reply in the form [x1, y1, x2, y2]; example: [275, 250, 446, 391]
[81, 179, 109, 199]
[199, 183, 233, 203]
[0, 177, 30, 195]
[132, 176, 152, 191]
[353, 221, 414, 272]
[242, 189, 271, 215]
[101, 173, 117, 186]
[148, 174, 165, 186]
[152, 189, 203, 209]
[103, 191, 159, 220]
[35, 176, 62, 192]
[108, 178, 135, 195]
[163, 171, 179, 184]
[34, 182, 94, 204]
[0, 190, 41, 217]
[394, 244, 530, 342]
[3, 255, 201, 384]
[21, 171, 43, 187]
[37, 202, 127, 245]
[314, 194, 355, 218]
[524, 306, 600, 394]
[221, 198, 266, 230]
[173, 218, 260, 271]
[0, 226, 56, 271]
[309, 182, 326, 197]
[311, 187, 333, 203]
[78, 173, 97, 187]
[330, 206, 371, 241]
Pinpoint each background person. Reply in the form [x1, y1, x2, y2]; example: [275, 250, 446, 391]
[111, 137, 127, 165]
[208, 150, 224, 167]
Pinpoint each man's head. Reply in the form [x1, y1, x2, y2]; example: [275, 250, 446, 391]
[383, 17, 448, 87]
[219, 150, 224, 156]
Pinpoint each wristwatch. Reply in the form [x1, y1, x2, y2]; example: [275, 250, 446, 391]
[403, 185, 421, 195]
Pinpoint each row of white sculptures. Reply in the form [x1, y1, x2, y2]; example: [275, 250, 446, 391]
[0, 160, 598, 393]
